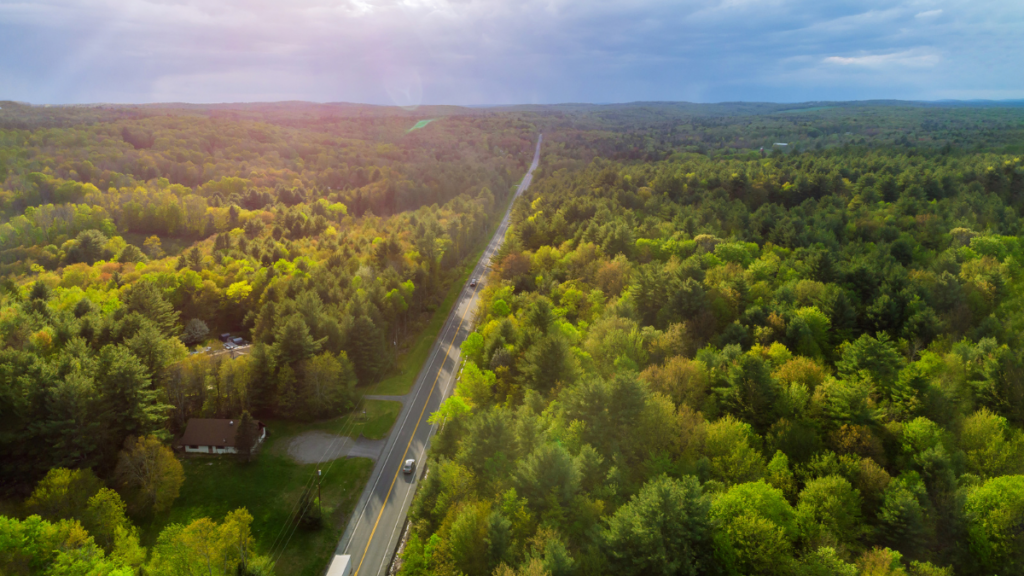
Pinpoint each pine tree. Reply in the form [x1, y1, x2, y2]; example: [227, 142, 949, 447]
[121, 281, 180, 337]
[235, 411, 258, 463]
[186, 246, 203, 272]
[521, 335, 575, 393]
[347, 315, 384, 384]
[247, 342, 277, 414]
[96, 345, 167, 460]
[273, 315, 323, 366]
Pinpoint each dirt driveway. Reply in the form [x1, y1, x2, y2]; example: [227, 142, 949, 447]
[286, 431, 386, 464]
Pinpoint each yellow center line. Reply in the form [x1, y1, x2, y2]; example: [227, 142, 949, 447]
[353, 283, 478, 576]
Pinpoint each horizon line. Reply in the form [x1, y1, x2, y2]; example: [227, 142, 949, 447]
[4, 97, 1024, 109]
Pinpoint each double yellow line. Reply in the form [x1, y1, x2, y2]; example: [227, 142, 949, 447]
[353, 133, 537, 575]
[353, 283, 478, 576]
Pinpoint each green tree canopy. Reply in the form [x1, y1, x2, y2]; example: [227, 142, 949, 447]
[603, 475, 711, 576]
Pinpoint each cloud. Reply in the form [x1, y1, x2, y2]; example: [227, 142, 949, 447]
[0, 0, 1022, 104]
[823, 49, 940, 68]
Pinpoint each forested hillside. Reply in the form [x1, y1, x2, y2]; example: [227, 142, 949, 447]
[400, 110, 1024, 575]
[528, 103, 1024, 168]
[2, 100, 1024, 575]
[0, 103, 535, 574]
[0, 103, 536, 476]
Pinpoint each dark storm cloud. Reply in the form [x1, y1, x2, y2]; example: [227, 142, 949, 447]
[0, 0, 1021, 104]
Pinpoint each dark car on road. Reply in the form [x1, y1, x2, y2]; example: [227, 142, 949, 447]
[402, 458, 416, 474]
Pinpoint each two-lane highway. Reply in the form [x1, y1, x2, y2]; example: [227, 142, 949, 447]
[334, 134, 543, 576]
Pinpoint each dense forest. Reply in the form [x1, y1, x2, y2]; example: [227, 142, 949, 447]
[399, 109, 1024, 576]
[0, 102, 535, 573]
[2, 99, 1024, 574]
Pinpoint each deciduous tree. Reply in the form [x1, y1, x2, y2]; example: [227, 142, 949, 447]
[113, 435, 184, 514]
[25, 467, 103, 521]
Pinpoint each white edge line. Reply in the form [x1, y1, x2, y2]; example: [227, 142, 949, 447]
[343, 133, 542, 565]
[342, 295, 466, 554]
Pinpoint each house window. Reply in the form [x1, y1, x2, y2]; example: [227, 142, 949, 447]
[189, 445, 199, 449]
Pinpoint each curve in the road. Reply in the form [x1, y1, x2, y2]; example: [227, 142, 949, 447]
[334, 134, 543, 576]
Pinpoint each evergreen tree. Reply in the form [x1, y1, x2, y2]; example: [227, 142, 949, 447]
[604, 475, 712, 576]
[120, 281, 180, 337]
[246, 342, 277, 415]
[521, 334, 575, 393]
[347, 315, 384, 384]
[95, 345, 166, 457]
[235, 411, 258, 463]
[273, 315, 323, 366]
[186, 246, 203, 272]
[67, 229, 109, 265]
[117, 244, 147, 263]
[180, 318, 210, 346]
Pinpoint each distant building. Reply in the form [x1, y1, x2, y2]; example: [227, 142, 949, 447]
[175, 418, 266, 455]
[772, 143, 789, 147]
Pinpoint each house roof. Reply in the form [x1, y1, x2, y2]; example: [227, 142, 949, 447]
[176, 418, 261, 447]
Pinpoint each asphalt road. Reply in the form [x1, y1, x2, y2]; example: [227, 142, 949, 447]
[334, 134, 543, 576]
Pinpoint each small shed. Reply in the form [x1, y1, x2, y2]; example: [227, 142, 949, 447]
[175, 418, 266, 455]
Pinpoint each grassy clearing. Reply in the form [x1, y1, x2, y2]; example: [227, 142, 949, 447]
[266, 399, 401, 441]
[143, 428, 374, 576]
[367, 194, 512, 397]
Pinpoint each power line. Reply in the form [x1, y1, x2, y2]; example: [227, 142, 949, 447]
[265, 393, 371, 564]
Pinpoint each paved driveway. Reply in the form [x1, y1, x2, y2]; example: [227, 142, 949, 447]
[286, 432, 386, 464]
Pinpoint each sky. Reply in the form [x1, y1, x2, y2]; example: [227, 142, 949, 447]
[1, 0, 1022, 106]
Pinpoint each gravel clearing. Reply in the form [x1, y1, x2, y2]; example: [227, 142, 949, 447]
[286, 432, 386, 464]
